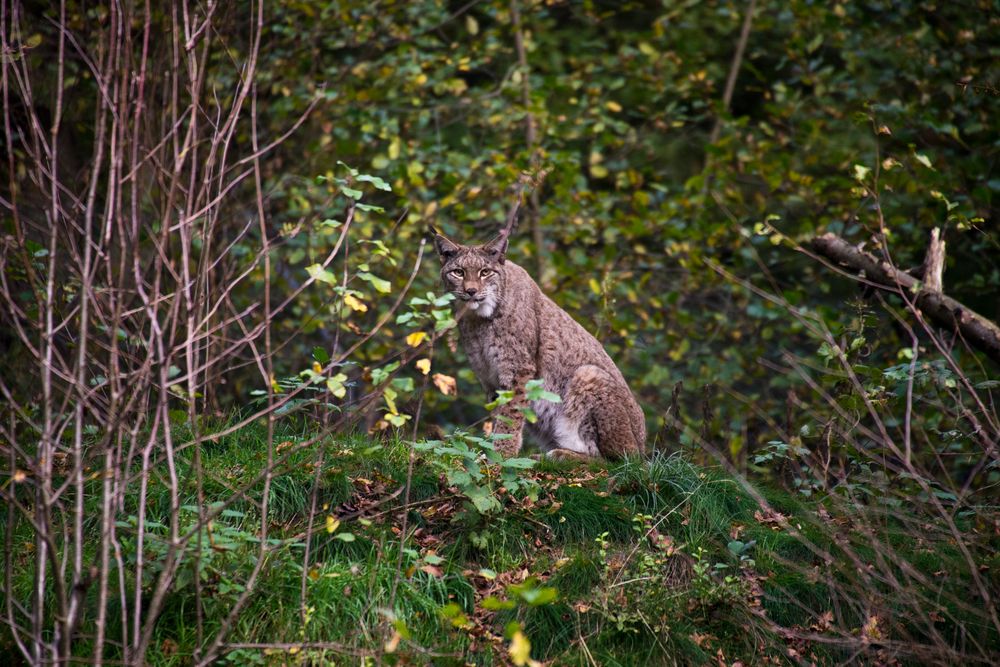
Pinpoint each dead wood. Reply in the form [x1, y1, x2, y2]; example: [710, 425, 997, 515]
[808, 231, 1000, 365]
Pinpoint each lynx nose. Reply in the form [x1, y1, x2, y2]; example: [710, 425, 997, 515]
[465, 287, 478, 296]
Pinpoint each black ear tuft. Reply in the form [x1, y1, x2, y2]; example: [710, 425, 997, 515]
[481, 233, 509, 264]
[430, 226, 461, 260]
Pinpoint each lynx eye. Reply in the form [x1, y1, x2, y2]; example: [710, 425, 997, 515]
[479, 269, 494, 278]
[449, 269, 464, 278]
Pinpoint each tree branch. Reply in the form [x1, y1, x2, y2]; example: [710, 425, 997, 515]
[808, 232, 1000, 365]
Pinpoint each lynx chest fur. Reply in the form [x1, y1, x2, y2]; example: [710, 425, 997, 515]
[433, 228, 645, 461]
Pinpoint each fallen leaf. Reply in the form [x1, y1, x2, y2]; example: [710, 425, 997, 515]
[861, 615, 881, 641]
[420, 564, 443, 577]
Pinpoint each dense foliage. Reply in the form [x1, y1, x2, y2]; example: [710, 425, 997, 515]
[2, 0, 999, 664]
[244, 0, 999, 448]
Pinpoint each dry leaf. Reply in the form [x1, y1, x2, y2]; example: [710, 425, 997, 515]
[419, 564, 443, 577]
[432, 373, 457, 396]
[861, 614, 881, 641]
[384, 632, 401, 653]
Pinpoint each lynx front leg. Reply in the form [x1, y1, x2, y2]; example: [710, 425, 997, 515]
[489, 370, 534, 457]
[491, 399, 526, 457]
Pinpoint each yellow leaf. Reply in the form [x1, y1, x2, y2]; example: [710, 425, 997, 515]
[327, 373, 348, 399]
[509, 631, 531, 666]
[862, 615, 881, 641]
[605, 100, 622, 113]
[415, 358, 431, 375]
[588, 278, 601, 295]
[406, 331, 427, 347]
[326, 516, 340, 534]
[432, 373, 457, 396]
[312, 361, 323, 374]
[414, 73, 428, 86]
[344, 293, 368, 312]
[388, 136, 401, 160]
[465, 14, 479, 35]
[590, 164, 609, 178]
[269, 374, 283, 393]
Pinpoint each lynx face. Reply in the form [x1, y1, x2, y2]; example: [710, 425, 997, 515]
[432, 230, 507, 319]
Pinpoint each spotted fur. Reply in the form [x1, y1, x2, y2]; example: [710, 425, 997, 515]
[432, 228, 646, 460]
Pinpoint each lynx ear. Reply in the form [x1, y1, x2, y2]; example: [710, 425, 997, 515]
[429, 225, 460, 260]
[481, 233, 509, 264]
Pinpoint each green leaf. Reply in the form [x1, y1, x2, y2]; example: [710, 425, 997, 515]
[355, 173, 392, 191]
[326, 373, 348, 398]
[511, 583, 558, 606]
[391, 376, 415, 392]
[481, 596, 516, 611]
[307, 263, 337, 285]
[385, 413, 411, 427]
[357, 271, 391, 293]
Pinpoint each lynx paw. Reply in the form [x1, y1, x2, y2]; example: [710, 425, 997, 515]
[543, 448, 596, 463]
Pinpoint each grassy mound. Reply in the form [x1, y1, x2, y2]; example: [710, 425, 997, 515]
[3, 420, 997, 665]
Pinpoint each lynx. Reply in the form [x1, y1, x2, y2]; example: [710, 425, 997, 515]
[431, 225, 646, 460]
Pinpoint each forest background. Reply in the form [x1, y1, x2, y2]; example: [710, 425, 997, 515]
[1, 0, 999, 665]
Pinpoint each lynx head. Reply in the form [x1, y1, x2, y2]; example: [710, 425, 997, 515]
[430, 227, 509, 319]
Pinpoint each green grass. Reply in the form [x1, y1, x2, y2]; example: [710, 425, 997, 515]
[2, 422, 998, 665]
